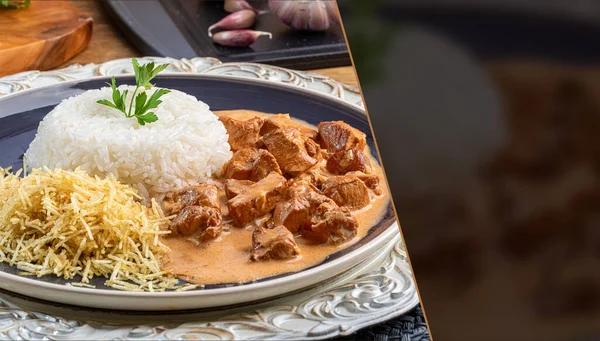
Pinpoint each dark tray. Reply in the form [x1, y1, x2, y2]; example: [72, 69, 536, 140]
[103, 0, 351, 70]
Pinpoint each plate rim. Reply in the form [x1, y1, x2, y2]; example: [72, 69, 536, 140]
[0, 233, 420, 340]
[0, 73, 397, 301]
[0, 70, 364, 111]
[0, 226, 399, 299]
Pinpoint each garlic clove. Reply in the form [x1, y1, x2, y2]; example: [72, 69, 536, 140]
[224, 0, 268, 15]
[208, 9, 257, 37]
[212, 30, 273, 47]
[224, 0, 253, 13]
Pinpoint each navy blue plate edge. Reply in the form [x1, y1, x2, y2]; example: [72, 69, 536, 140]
[0, 74, 397, 292]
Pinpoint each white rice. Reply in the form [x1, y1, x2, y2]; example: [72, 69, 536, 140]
[24, 85, 232, 199]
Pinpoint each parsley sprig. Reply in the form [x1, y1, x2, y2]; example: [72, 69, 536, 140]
[97, 58, 170, 126]
[1, 0, 30, 9]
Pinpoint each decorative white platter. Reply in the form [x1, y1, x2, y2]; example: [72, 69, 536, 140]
[0, 57, 418, 340]
[0, 57, 364, 107]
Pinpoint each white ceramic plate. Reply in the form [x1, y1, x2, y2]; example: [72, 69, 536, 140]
[0, 69, 398, 311]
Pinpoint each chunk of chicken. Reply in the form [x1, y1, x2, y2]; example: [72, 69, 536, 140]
[163, 184, 220, 215]
[294, 168, 329, 189]
[272, 180, 334, 233]
[326, 147, 372, 174]
[347, 171, 382, 195]
[317, 121, 367, 152]
[224, 148, 257, 180]
[260, 113, 318, 139]
[227, 172, 288, 226]
[260, 127, 320, 176]
[252, 149, 281, 182]
[287, 178, 322, 196]
[302, 201, 358, 244]
[224, 148, 282, 181]
[168, 206, 223, 241]
[250, 226, 301, 261]
[224, 179, 255, 199]
[220, 116, 264, 151]
[321, 175, 371, 210]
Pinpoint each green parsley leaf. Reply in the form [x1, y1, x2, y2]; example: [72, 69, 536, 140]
[96, 99, 118, 111]
[145, 64, 169, 89]
[141, 89, 170, 113]
[96, 59, 170, 125]
[1, 0, 30, 9]
[136, 112, 158, 126]
[106, 77, 128, 114]
[134, 92, 148, 116]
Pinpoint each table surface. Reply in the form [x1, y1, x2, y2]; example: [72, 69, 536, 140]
[62, 1, 360, 88]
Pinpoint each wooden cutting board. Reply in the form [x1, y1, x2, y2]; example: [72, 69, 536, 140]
[0, 1, 93, 77]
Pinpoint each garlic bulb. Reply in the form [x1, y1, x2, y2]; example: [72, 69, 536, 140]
[268, 0, 340, 31]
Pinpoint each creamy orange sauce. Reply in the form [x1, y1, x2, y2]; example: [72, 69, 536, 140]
[160, 110, 390, 285]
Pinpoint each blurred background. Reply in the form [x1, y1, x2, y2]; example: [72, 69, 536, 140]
[338, 0, 600, 340]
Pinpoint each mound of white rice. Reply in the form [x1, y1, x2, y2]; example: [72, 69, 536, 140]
[25, 85, 232, 199]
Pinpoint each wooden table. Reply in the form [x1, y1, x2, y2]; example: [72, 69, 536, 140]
[62, 1, 360, 88]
